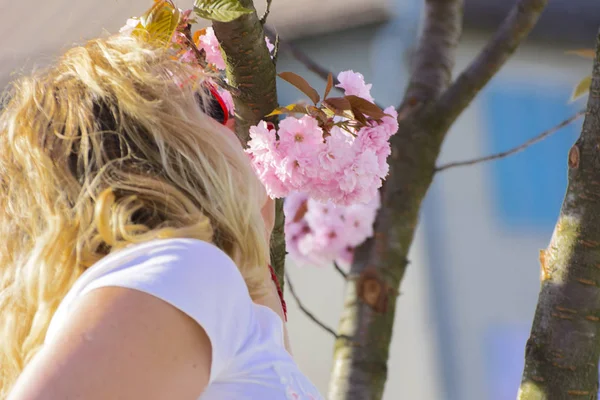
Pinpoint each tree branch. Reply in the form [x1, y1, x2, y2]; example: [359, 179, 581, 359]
[267, 29, 386, 109]
[285, 271, 352, 341]
[260, 0, 272, 25]
[436, 110, 585, 172]
[434, 0, 549, 129]
[269, 30, 339, 86]
[399, 0, 465, 110]
[211, 1, 285, 286]
[518, 29, 600, 399]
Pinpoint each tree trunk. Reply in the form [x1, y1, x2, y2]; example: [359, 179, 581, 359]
[518, 30, 600, 400]
[212, 1, 278, 143]
[211, 1, 285, 285]
[328, 0, 548, 398]
[327, 0, 465, 397]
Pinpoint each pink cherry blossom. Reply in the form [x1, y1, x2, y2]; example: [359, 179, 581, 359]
[284, 191, 380, 268]
[275, 155, 312, 189]
[261, 169, 289, 199]
[265, 36, 275, 53]
[198, 27, 226, 70]
[247, 110, 396, 205]
[336, 70, 374, 102]
[317, 127, 354, 172]
[278, 115, 324, 151]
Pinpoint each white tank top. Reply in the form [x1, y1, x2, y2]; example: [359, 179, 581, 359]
[45, 238, 323, 399]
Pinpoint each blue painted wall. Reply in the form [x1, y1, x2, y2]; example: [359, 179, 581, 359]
[483, 82, 580, 233]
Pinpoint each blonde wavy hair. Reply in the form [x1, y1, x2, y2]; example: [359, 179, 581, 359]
[0, 35, 269, 396]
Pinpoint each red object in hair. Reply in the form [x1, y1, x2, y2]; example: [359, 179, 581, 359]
[206, 84, 229, 126]
[268, 264, 287, 321]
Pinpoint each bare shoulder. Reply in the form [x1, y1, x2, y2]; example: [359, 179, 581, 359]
[8, 286, 211, 400]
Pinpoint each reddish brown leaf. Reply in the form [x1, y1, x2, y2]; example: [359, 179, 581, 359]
[306, 106, 329, 124]
[566, 49, 596, 60]
[352, 109, 368, 125]
[345, 95, 387, 119]
[293, 200, 309, 223]
[278, 72, 320, 104]
[323, 97, 352, 116]
[324, 73, 334, 99]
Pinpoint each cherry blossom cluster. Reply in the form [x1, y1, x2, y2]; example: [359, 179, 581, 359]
[247, 71, 398, 206]
[284, 191, 380, 268]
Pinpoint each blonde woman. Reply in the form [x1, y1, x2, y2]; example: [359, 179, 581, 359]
[1, 35, 322, 399]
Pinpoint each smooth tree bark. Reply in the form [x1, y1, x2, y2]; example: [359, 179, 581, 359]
[210, 1, 286, 286]
[518, 31, 600, 400]
[328, 0, 549, 399]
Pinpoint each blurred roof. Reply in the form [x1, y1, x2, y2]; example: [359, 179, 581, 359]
[464, 0, 600, 47]
[0, 0, 389, 85]
[1, 0, 598, 86]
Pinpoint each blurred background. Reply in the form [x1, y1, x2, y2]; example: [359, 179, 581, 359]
[1, 0, 599, 399]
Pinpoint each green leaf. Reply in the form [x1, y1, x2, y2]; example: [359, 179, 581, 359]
[134, 0, 181, 45]
[571, 75, 592, 101]
[278, 72, 320, 105]
[345, 95, 387, 119]
[566, 49, 596, 60]
[324, 73, 334, 99]
[266, 104, 310, 117]
[323, 97, 352, 116]
[193, 0, 253, 22]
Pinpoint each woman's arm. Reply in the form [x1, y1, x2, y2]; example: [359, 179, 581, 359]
[8, 286, 211, 400]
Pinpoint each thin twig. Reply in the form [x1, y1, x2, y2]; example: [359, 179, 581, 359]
[436, 110, 585, 172]
[265, 27, 339, 87]
[272, 34, 280, 65]
[333, 262, 348, 279]
[285, 271, 353, 342]
[265, 28, 386, 109]
[260, 0, 272, 25]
